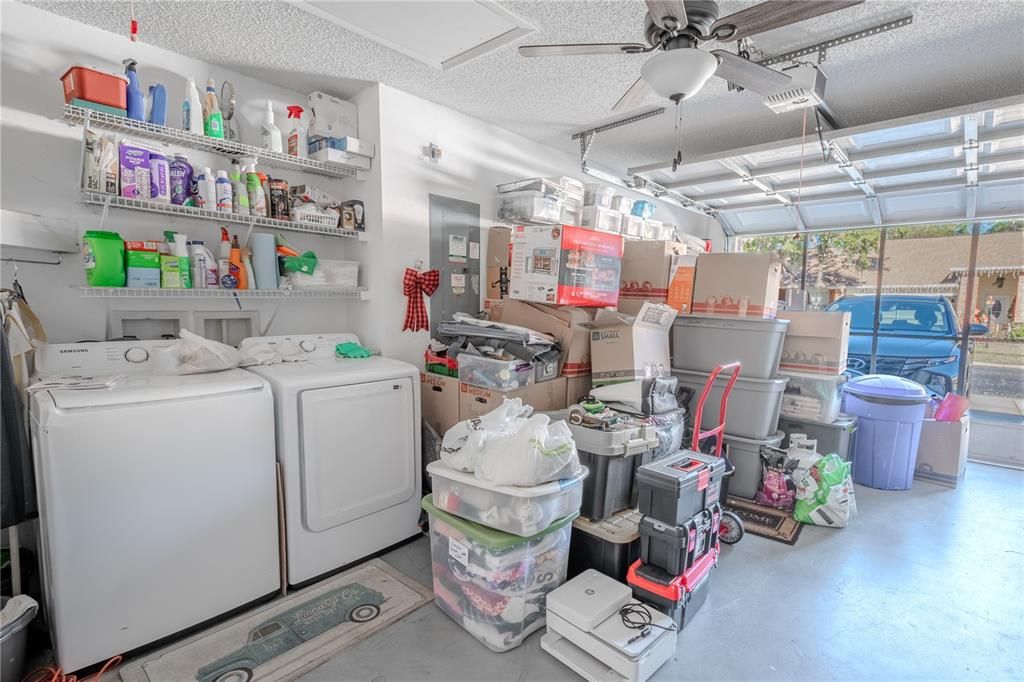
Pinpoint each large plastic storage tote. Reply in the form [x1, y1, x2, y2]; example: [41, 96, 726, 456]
[843, 375, 929, 490]
[779, 371, 846, 423]
[636, 450, 726, 526]
[671, 316, 789, 379]
[778, 414, 858, 462]
[422, 495, 575, 652]
[673, 369, 788, 440]
[568, 508, 642, 582]
[722, 431, 785, 499]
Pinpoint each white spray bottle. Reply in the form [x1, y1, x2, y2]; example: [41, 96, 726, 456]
[183, 76, 204, 135]
[261, 100, 283, 153]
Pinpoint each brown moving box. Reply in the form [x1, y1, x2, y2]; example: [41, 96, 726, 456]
[459, 377, 568, 421]
[486, 226, 512, 267]
[666, 253, 697, 314]
[691, 253, 782, 319]
[914, 416, 970, 488]
[586, 303, 678, 387]
[488, 299, 596, 377]
[777, 310, 851, 375]
[618, 240, 689, 315]
[566, 375, 594, 406]
[420, 372, 460, 436]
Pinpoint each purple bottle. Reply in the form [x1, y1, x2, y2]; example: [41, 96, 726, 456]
[169, 154, 194, 206]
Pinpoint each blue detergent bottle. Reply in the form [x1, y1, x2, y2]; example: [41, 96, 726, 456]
[123, 58, 144, 121]
[148, 84, 167, 126]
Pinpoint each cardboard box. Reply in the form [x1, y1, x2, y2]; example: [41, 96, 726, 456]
[586, 303, 678, 386]
[666, 253, 697, 314]
[914, 416, 970, 488]
[488, 299, 596, 377]
[777, 310, 851, 375]
[566, 375, 593, 406]
[618, 240, 689, 315]
[485, 265, 509, 300]
[459, 377, 568, 421]
[487, 227, 512, 267]
[691, 253, 782, 319]
[420, 372, 460, 437]
[307, 90, 358, 139]
[509, 225, 623, 307]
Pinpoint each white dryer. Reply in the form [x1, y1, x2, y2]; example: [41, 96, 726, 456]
[241, 334, 421, 586]
[29, 340, 280, 673]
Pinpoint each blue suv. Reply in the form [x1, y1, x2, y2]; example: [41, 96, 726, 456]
[826, 295, 987, 395]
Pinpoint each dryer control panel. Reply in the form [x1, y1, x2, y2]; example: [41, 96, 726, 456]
[239, 334, 362, 359]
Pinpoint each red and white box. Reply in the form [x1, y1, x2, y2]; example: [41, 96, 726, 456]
[509, 224, 623, 307]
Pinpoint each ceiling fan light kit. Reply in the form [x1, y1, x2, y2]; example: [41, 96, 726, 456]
[640, 48, 719, 102]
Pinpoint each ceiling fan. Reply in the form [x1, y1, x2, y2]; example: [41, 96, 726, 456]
[519, 0, 863, 112]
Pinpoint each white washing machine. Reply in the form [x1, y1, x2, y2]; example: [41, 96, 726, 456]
[241, 334, 421, 586]
[29, 340, 281, 673]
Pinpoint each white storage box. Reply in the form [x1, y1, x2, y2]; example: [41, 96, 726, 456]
[423, 494, 575, 652]
[561, 205, 582, 226]
[582, 206, 622, 233]
[584, 184, 615, 208]
[610, 196, 635, 214]
[307, 90, 357, 139]
[643, 219, 665, 240]
[779, 371, 846, 423]
[621, 215, 645, 239]
[427, 461, 588, 537]
[457, 353, 533, 391]
[498, 177, 564, 196]
[498, 190, 562, 223]
[284, 259, 359, 289]
[561, 177, 585, 198]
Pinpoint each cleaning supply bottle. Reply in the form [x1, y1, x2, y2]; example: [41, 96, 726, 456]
[215, 170, 233, 212]
[229, 160, 248, 214]
[228, 234, 246, 289]
[218, 227, 233, 288]
[169, 155, 194, 206]
[242, 248, 256, 293]
[246, 165, 267, 217]
[195, 166, 215, 209]
[82, 230, 126, 287]
[188, 240, 217, 289]
[286, 105, 307, 158]
[203, 78, 224, 139]
[183, 76, 203, 135]
[149, 151, 170, 203]
[261, 100, 282, 153]
[147, 84, 167, 126]
[123, 59, 144, 121]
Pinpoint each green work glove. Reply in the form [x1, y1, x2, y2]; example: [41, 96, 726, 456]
[336, 342, 372, 358]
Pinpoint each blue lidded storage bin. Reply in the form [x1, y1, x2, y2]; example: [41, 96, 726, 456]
[842, 375, 929, 490]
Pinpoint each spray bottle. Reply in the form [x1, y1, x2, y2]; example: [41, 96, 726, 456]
[203, 78, 224, 139]
[183, 76, 204, 135]
[286, 105, 307, 158]
[246, 165, 267, 217]
[195, 167, 216, 210]
[229, 160, 249, 214]
[261, 100, 283, 153]
[229, 234, 247, 289]
[218, 227, 235, 289]
[123, 59, 144, 121]
[188, 240, 218, 289]
[215, 170, 233, 212]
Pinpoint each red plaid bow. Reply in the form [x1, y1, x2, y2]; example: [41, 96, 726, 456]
[402, 267, 440, 332]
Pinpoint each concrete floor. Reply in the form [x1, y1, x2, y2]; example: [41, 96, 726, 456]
[299, 462, 1024, 681]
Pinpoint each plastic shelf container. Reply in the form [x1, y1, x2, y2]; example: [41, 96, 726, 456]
[636, 450, 726, 526]
[778, 415, 858, 462]
[60, 66, 128, 108]
[671, 316, 790, 378]
[673, 368, 789, 440]
[285, 259, 359, 289]
[568, 508, 641, 582]
[456, 353, 533, 391]
[643, 219, 665, 240]
[427, 461, 587, 537]
[722, 431, 785, 499]
[843, 375, 929, 490]
[779, 371, 846, 424]
[583, 183, 615, 208]
[626, 551, 716, 630]
[620, 214, 645, 239]
[581, 205, 622, 234]
[423, 494, 575, 652]
[498, 190, 562, 223]
[497, 177, 564, 195]
[639, 504, 720, 575]
[560, 205, 582, 226]
[610, 195, 634, 214]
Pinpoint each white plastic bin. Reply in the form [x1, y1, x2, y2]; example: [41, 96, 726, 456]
[285, 259, 359, 289]
[457, 353, 533, 391]
[643, 219, 665, 240]
[427, 461, 588, 537]
[584, 183, 615, 208]
[560, 205, 582, 226]
[779, 371, 846, 423]
[673, 368, 789, 440]
[498, 190, 562, 223]
[423, 495, 574, 652]
[621, 214, 645, 238]
[610, 195, 635, 214]
[723, 431, 785, 499]
[671, 316, 790, 378]
[581, 205, 622, 233]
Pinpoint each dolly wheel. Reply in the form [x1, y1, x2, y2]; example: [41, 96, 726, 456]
[719, 511, 744, 544]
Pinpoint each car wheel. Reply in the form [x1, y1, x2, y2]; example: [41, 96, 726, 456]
[348, 603, 381, 623]
[214, 668, 253, 682]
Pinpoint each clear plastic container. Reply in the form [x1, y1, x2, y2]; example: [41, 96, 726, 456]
[643, 219, 665, 240]
[427, 462, 588, 537]
[285, 259, 359, 289]
[457, 353, 533, 390]
[583, 183, 615, 208]
[779, 371, 847, 423]
[581, 205, 622, 233]
[560, 205, 582, 226]
[498, 190, 562, 223]
[610, 195, 635, 214]
[497, 177, 564, 195]
[423, 494, 576, 652]
[561, 176, 585, 198]
[562, 193, 583, 211]
[621, 214, 645, 238]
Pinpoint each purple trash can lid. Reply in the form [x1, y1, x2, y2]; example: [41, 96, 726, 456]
[843, 374, 928, 403]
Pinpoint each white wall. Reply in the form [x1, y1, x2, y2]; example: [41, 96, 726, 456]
[0, 2, 361, 343]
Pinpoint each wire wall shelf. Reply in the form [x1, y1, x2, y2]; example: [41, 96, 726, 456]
[79, 287, 369, 301]
[82, 193, 366, 241]
[63, 105, 371, 178]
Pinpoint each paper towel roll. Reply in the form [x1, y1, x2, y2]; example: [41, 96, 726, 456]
[250, 233, 279, 290]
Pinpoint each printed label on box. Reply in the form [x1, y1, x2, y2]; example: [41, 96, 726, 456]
[448, 537, 469, 567]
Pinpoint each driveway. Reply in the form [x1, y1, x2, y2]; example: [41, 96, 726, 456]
[973, 363, 1024, 398]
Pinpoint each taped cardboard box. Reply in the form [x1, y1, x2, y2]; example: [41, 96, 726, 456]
[691, 253, 782, 319]
[487, 227, 512, 267]
[459, 377, 568, 421]
[485, 265, 509, 300]
[420, 372, 460, 437]
[509, 224, 623, 307]
[488, 299, 596, 377]
[586, 303, 678, 387]
[666, 253, 697, 314]
[566, 375, 594, 406]
[914, 416, 970, 488]
[618, 240, 689, 315]
[777, 310, 851, 375]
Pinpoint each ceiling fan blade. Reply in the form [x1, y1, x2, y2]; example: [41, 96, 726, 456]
[519, 43, 647, 57]
[613, 77, 655, 112]
[711, 0, 864, 42]
[645, 0, 688, 31]
[712, 50, 792, 95]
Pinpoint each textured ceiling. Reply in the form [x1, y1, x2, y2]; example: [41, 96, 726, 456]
[28, 0, 1024, 175]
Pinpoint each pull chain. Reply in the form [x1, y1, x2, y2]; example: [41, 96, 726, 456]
[672, 100, 683, 172]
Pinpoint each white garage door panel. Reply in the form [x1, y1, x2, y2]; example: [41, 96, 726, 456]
[799, 200, 873, 228]
[880, 189, 965, 222]
[979, 182, 1024, 214]
[850, 119, 955, 148]
[723, 205, 792, 232]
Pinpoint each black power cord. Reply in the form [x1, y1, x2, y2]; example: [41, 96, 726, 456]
[619, 601, 677, 644]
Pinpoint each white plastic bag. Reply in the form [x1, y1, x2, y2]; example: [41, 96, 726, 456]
[153, 330, 241, 375]
[476, 414, 581, 487]
[439, 398, 532, 473]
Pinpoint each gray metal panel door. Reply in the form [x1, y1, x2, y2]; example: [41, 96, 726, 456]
[429, 194, 481, 336]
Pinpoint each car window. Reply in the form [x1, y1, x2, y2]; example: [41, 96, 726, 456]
[827, 299, 951, 335]
[251, 622, 283, 641]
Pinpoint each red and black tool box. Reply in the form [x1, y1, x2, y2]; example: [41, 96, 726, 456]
[626, 547, 718, 630]
[636, 450, 726, 526]
[638, 503, 721, 576]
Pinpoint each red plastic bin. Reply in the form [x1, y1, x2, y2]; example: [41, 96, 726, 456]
[60, 65, 127, 109]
